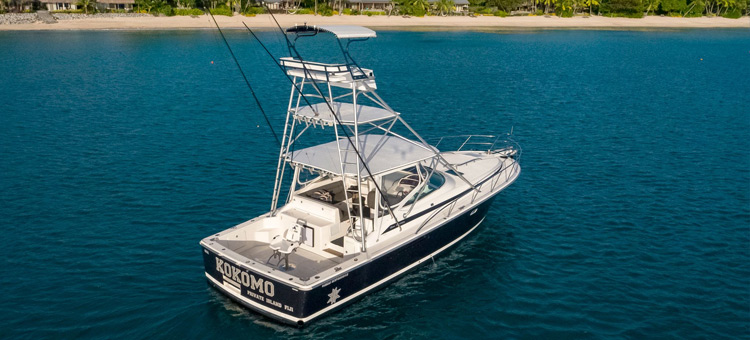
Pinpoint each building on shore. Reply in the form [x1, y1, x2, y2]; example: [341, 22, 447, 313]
[263, 0, 469, 13]
[97, 0, 135, 11]
[39, 0, 77, 11]
[444, 0, 470, 13]
[344, 0, 468, 13]
[262, 0, 296, 11]
[346, 0, 392, 12]
[38, 0, 134, 11]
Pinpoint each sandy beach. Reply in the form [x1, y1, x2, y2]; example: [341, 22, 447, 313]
[1, 14, 748, 30]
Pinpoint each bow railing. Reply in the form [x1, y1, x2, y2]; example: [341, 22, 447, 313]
[429, 134, 521, 157]
[411, 134, 521, 235]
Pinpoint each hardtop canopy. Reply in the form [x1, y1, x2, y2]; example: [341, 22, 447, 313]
[288, 134, 436, 176]
[286, 25, 377, 39]
[294, 102, 398, 125]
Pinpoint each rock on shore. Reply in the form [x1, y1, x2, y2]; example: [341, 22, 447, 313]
[51, 13, 151, 20]
[0, 12, 152, 25]
[0, 13, 39, 25]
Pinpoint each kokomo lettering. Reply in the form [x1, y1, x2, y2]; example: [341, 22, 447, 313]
[215, 257, 275, 297]
[265, 281, 275, 297]
[215, 257, 224, 274]
[251, 276, 264, 294]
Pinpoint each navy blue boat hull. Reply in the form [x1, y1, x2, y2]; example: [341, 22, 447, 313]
[202, 196, 496, 326]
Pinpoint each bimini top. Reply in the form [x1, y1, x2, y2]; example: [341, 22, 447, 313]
[286, 25, 377, 39]
[288, 134, 435, 176]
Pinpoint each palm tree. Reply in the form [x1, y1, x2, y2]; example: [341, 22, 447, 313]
[77, 0, 96, 13]
[409, 0, 429, 12]
[536, 0, 554, 13]
[434, 0, 454, 15]
[386, 1, 395, 15]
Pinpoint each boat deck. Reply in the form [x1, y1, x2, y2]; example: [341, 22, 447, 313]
[216, 240, 345, 280]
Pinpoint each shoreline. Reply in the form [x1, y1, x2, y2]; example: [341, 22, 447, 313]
[1, 14, 748, 31]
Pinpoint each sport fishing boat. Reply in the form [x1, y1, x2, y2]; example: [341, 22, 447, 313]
[200, 25, 521, 326]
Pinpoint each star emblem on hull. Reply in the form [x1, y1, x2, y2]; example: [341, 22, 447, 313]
[327, 287, 341, 305]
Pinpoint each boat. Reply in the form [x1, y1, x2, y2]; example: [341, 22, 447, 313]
[200, 24, 521, 326]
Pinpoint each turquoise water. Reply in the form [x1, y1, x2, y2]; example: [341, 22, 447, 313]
[1, 29, 748, 339]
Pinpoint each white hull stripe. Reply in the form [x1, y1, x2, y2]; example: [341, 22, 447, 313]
[206, 216, 486, 324]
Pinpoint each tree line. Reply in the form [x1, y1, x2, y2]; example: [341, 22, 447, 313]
[1, 0, 746, 17]
[475, 0, 747, 17]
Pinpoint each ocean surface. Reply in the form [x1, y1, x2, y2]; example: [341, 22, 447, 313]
[1, 28, 748, 339]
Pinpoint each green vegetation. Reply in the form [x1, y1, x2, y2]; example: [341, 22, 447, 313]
[1, 0, 743, 18]
[174, 7, 203, 15]
[489, 0, 526, 11]
[76, 0, 95, 13]
[397, 0, 430, 16]
[467, 0, 745, 17]
[159, 4, 174, 15]
[135, 0, 170, 15]
[722, 7, 742, 16]
[643, 0, 660, 13]
[243, 6, 264, 14]
[555, 3, 574, 15]
[472, 6, 493, 13]
[660, 0, 685, 13]
[317, 3, 334, 15]
[209, 5, 232, 15]
[434, 0, 455, 15]
[684, 0, 705, 16]
[125, 0, 261, 16]
[44, 0, 749, 17]
[601, 0, 643, 16]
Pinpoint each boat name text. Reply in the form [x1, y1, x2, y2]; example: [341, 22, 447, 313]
[215, 258, 275, 297]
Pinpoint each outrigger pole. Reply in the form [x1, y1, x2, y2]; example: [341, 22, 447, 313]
[204, 7, 281, 147]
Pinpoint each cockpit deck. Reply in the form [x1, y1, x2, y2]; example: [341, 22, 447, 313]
[215, 240, 350, 280]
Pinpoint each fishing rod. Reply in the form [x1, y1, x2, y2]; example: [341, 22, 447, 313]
[204, 8, 281, 147]
[245, 15, 403, 235]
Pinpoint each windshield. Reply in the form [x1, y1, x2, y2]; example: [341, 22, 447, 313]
[381, 166, 420, 206]
[380, 164, 446, 208]
[404, 168, 445, 206]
